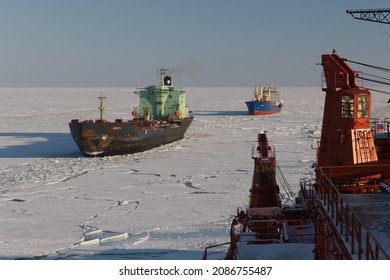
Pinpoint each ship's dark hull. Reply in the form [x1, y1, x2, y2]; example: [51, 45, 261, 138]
[69, 116, 193, 157]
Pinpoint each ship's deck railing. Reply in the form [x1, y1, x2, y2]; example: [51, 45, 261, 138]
[201, 242, 230, 260]
[370, 117, 390, 139]
[301, 166, 389, 260]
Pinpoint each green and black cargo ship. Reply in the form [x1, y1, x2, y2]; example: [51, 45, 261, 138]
[69, 68, 193, 157]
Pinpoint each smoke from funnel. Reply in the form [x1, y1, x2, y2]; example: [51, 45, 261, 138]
[167, 60, 200, 86]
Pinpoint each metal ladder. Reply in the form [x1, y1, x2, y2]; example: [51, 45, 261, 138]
[357, 136, 371, 163]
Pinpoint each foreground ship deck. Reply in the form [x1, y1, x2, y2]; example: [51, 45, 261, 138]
[301, 174, 390, 260]
[345, 193, 390, 250]
[203, 132, 315, 260]
[203, 52, 390, 260]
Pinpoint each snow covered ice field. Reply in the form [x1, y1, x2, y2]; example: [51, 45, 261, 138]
[0, 86, 388, 260]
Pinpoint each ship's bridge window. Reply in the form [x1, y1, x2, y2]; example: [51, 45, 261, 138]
[356, 94, 368, 118]
[341, 95, 354, 118]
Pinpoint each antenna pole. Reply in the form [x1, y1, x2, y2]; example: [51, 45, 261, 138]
[98, 94, 106, 121]
[159, 68, 168, 85]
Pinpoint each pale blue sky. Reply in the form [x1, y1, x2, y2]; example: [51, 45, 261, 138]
[0, 0, 390, 87]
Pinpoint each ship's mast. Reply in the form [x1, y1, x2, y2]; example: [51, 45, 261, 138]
[98, 94, 106, 121]
[159, 68, 168, 85]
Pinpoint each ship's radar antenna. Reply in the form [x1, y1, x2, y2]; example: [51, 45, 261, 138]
[98, 94, 106, 121]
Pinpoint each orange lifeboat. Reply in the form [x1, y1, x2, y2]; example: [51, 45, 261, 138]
[175, 110, 182, 117]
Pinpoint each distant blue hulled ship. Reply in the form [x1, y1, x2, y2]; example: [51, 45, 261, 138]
[245, 84, 283, 115]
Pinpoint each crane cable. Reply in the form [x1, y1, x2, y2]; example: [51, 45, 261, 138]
[361, 72, 390, 82]
[344, 58, 390, 73]
[365, 87, 390, 96]
[357, 76, 390, 88]
[275, 160, 295, 204]
[343, 58, 390, 96]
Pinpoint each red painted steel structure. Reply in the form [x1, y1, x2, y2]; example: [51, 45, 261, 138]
[317, 53, 390, 192]
[204, 132, 314, 260]
[308, 52, 390, 259]
[202, 53, 390, 260]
